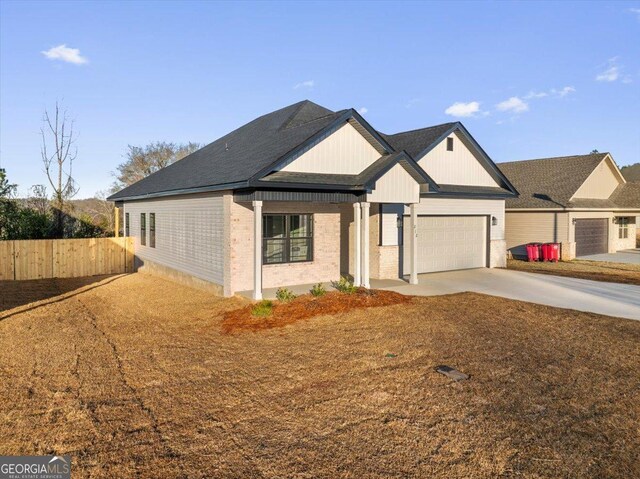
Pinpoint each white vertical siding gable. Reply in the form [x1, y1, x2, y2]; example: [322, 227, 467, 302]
[280, 122, 380, 174]
[367, 163, 420, 204]
[417, 131, 499, 187]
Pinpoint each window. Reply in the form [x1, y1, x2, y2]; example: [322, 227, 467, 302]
[125, 213, 130, 237]
[263, 214, 313, 264]
[140, 213, 146, 246]
[618, 217, 629, 239]
[446, 137, 454, 151]
[149, 213, 156, 248]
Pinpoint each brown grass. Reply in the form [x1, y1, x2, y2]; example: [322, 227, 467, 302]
[507, 258, 640, 286]
[222, 289, 412, 333]
[1, 273, 639, 478]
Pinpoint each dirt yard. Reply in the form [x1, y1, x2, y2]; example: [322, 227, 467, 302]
[507, 258, 640, 286]
[1, 274, 639, 478]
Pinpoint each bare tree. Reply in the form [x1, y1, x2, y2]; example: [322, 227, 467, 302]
[41, 102, 79, 235]
[27, 185, 49, 215]
[94, 189, 116, 233]
[112, 141, 201, 190]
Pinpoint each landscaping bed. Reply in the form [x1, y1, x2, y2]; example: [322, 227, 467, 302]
[222, 288, 411, 334]
[507, 258, 640, 286]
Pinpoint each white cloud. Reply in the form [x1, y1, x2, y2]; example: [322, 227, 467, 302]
[596, 66, 619, 82]
[357, 107, 368, 114]
[293, 80, 314, 89]
[524, 91, 548, 99]
[629, 8, 640, 20]
[552, 86, 576, 97]
[496, 96, 529, 113]
[41, 44, 88, 64]
[444, 101, 481, 118]
[524, 86, 575, 100]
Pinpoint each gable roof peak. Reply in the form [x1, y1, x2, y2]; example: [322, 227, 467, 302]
[280, 100, 335, 130]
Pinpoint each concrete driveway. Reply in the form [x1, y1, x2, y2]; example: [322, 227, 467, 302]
[383, 268, 640, 320]
[578, 248, 640, 265]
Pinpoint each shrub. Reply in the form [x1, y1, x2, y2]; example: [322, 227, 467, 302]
[251, 300, 273, 317]
[275, 287, 297, 302]
[331, 276, 358, 294]
[310, 283, 327, 297]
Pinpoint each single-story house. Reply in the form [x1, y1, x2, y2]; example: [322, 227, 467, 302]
[108, 100, 518, 298]
[499, 153, 640, 260]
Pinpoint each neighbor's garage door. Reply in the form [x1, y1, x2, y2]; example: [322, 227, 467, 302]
[403, 216, 487, 274]
[575, 218, 608, 256]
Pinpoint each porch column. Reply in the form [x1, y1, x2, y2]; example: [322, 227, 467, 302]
[353, 202, 361, 286]
[409, 203, 418, 285]
[253, 200, 263, 300]
[361, 202, 370, 289]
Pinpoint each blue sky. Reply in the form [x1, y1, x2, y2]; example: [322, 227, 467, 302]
[1, 1, 639, 198]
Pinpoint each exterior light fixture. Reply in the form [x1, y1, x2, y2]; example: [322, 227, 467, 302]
[491, 216, 498, 226]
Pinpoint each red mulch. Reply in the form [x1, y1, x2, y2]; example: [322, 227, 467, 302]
[222, 289, 412, 334]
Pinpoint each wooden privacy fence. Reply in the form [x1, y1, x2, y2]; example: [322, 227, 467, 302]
[0, 237, 134, 281]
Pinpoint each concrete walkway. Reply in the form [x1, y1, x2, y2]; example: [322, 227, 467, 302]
[382, 268, 640, 321]
[578, 248, 640, 265]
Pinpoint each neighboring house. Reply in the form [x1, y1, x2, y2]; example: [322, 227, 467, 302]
[500, 153, 640, 259]
[108, 100, 517, 298]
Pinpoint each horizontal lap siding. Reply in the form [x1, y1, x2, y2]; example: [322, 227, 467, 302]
[505, 212, 569, 257]
[124, 193, 225, 285]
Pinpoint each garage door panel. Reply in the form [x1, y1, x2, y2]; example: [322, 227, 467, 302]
[575, 218, 608, 256]
[403, 216, 486, 274]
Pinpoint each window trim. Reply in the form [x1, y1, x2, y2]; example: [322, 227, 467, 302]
[618, 216, 629, 239]
[140, 213, 146, 246]
[262, 214, 314, 265]
[149, 213, 156, 248]
[446, 137, 454, 151]
[125, 212, 130, 237]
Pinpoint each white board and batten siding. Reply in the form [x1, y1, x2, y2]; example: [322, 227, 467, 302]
[124, 192, 225, 285]
[280, 122, 380, 174]
[418, 131, 499, 187]
[367, 164, 420, 204]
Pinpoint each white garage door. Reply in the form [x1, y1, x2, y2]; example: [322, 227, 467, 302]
[403, 216, 487, 274]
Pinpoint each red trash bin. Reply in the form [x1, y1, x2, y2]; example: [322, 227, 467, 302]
[526, 243, 541, 262]
[541, 243, 550, 262]
[547, 243, 560, 262]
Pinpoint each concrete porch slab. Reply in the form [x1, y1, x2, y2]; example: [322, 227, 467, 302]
[578, 249, 640, 265]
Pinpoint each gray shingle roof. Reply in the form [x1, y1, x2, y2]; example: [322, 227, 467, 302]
[499, 153, 609, 209]
[108, 101, 514, 201]
[381, 123, 457, 158]
[109, 101, 344, 200]
[500, 153, 640, 210]
[610, 182, 640, 209]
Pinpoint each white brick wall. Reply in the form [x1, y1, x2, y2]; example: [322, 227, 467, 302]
[229, 201, 342, 293]
[124, 192, 227, 285]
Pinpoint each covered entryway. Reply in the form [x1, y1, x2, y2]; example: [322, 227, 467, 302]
[403, 216, 487, 274]
[575, 218, 608, 257]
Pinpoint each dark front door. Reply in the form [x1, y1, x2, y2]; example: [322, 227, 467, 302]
[575, 218, 608, 256]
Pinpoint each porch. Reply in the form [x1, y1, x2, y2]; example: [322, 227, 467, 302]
[231, 195, 422, 300]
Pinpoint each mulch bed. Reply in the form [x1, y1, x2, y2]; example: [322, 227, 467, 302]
[222, 288, 412, 334]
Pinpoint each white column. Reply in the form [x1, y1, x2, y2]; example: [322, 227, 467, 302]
[409, 203, 418, 285]
[253, 200, 263, 300]
[361, 202, 370, 289]
[353, 202, 361, 286]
